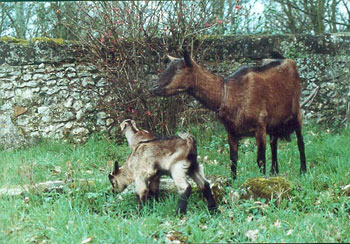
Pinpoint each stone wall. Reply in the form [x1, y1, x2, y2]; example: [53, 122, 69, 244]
[0, 39, 110, 148]
[0, 34, 350, 149]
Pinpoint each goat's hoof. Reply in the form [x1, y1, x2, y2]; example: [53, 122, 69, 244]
[175, 208, 187, 216]
[208, 205, 219, 215]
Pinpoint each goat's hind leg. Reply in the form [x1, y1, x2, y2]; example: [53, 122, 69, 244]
[190, 164, 217, 213]
[295, 112, 306, 174]
[270, 135, 279, 175]
[171, 163, 192, 215]
[295, 127, 306, 174]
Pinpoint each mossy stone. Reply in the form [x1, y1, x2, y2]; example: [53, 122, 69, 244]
[31, 37, 65, 45]
[0, 36, 29, 45]
[0, 36, 67, 46]
[240, 177, 291, 201]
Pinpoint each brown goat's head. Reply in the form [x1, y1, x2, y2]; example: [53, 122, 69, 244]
[151, 51, 194, 96]
[108, 161, 126, 193]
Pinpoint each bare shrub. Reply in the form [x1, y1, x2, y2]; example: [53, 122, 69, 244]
[61, 1, 245, 137]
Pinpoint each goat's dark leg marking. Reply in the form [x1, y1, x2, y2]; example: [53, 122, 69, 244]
[149, 176, 160, 201]
[270, 135, 279, 175]
[255, 127, 266, 175]
[190, 170, 217, 212]
[176, 185, 192, 215]
[227, 133, 238, 180]
[295, 127, 306, 174]
[202, 181, 217, 212]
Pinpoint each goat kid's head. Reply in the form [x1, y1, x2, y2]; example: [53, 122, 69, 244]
[151, 51, 194, 96]
[108, 160, 125, 193]
[120, 119, 138, 133]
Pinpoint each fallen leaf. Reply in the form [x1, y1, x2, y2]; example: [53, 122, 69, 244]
[341, 184, 350, 196]
[246, 216, 253, 223]
[165, 230, 187, 243]
[52, 166, 61, 174]
[81, 236, 94, 244]
[229, 191, 240, 202]
[245, 229, 259, 241]
[90, 163, 98, 169]
[200, 225, 208, 230]
[24, 197, 29, 204]
[274, 219, 281, 228]
[66, 161, 72, 168]
[107, 160, 114, 167]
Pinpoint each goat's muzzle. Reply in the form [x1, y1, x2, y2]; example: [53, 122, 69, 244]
[150, 84, 165, 96]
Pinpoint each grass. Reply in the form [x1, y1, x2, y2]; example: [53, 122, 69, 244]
[1, 123, 350, 243]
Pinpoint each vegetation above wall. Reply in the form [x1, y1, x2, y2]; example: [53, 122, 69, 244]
[0, 33, 349, 150]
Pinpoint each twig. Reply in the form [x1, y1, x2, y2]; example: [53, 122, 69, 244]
[301, 86, 319, 108]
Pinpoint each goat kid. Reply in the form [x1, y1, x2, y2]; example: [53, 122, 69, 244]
[108, 135, 217, 214]
[151, 51, 306, 179]
[120, 119, 155, 149]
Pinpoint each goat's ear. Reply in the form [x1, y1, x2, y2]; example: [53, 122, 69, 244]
[167, 55, 177, 62]
[112, 160, 119, 175]
[183, 50, 193, 68]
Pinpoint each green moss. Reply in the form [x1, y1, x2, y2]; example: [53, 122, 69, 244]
[0, 36, 69, 46]
[240, 177, 291, 201]
[0, 36, 29, 45]
[31, 37, 65, 45]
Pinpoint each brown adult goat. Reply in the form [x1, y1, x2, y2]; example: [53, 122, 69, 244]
[151, 51, 306, 179]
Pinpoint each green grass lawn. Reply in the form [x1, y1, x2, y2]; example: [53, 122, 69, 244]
[1, 123, 350, 243]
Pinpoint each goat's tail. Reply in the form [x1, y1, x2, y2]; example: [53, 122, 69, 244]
[179, 133, 196, 152]
[177, 132, 195, 145]
[178, 132, 198, 165]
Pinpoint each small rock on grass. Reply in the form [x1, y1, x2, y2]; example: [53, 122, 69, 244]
[240, 177, 291, 201]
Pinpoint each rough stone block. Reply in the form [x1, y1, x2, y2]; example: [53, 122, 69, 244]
[14, 106, 27, 117]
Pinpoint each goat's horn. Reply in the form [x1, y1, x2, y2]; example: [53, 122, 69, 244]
[131, 120, 139, 131]
[167, 55, 177, 61]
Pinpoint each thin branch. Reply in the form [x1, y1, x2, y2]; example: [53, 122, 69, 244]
[275, 0, 350, 27]
[301, 86, 319, 108]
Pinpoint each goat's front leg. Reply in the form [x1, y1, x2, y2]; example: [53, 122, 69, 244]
[135, 176, 149, 210]
[227, 133, 239, 180]
[255, 127, 267, 175]
[270, 135, 279, 175]
[149, 175, 161, 201]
